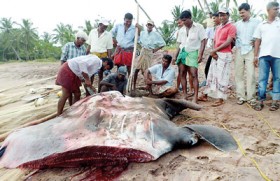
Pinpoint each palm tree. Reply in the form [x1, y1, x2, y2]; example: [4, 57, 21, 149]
[191, 6, 206, 24]
[158, 20, 176, 45]
[18, 19, 38, 60]
[0, 17, 21, 60]
[171, 5, 183, 21]
[53, 23, 76, 46]
[84, 20, 93, 35]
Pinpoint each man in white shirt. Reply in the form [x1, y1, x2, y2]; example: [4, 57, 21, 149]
[86, 19, 113, 59]
[144, 54, 177, 98]
[55, 55, 113, 115]
[253, 1, 280, 111]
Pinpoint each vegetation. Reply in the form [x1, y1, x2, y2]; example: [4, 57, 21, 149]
[0, 0, 268, 61]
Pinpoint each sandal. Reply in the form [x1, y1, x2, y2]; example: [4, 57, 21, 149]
[269, 102, 279, 111]
[211, 100, 224, 107]
[253, 102, 264, 111]
[186, 92, 195, 98]
[198, 95, 208, 102]
[237, 99, 245, 105]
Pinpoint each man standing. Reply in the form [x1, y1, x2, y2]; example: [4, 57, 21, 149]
[253, 1, 280, 111]
[112, 13, 138, 76]
[60, 31, 88, 64]
[86, 18, 113, 59]
[203, 12, 215, 47]
[56, 55, 114, 115]
[133, 20, 166, 90]
[235, 3, 260, 106]
[100, 66, 128, 95]
[199, 7, 236, 107]
[144, 54, 178, 98]
[176, 10, 206, 103]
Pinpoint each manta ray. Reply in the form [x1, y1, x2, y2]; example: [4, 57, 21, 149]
[0, 91, 237, 180]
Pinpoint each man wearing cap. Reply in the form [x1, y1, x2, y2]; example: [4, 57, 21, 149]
[86, 18, 113, 59]
[111, 13, 140, 76]
[133, 20, 166, 91]
[144, 54, 178, 98]
[60, 31, 88, 64]
[199, 6, 236, 107]
[175, 10, 207, 103]
[56, 55, 114, 115]
[100, 66, 128, 95]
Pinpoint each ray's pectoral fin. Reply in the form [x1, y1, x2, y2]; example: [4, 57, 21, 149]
[0, 146, 7, 157]
[184, 125, 238, 152]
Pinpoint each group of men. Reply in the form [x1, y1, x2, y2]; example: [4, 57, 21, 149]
[55, 1, 280, 115]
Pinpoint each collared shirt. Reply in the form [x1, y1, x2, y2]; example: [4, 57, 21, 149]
[68, 55, 102, 80]
[102, 73, 127, 94]
[148, 64, 175, 86]
[111, 24, 135, 48]
[177, 22, 207, 52]
[60, 42, 86, 61]
[214, 22, 236, 53]
[139, 30, 166, 49]
[235, 18, 261, 55]
[253, 17, 280, 58]
[86, 29, 113, 53]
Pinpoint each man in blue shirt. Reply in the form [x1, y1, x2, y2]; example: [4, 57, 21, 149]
[133, 20, 166, 91]
[235, 3, 260, 106]
[111, 13, 137, 76]
[144, 54, 178, 98]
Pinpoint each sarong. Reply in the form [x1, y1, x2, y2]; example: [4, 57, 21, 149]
[55, 62, 81, 92]
[136, 48, 153, 73]
[176, 48, 198, 68]
[113, 46, 133, 66]
[204, 52, 232, 100]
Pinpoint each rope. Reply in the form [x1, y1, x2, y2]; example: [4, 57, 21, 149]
[188, 115, 272, 181]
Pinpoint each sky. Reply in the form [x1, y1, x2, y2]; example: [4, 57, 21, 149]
[0, 0, 271, 36]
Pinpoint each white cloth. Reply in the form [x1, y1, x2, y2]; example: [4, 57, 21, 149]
[177, 22, 207, 52]
[253, 17, 280, 58]
[148, 64, 175, 87]
[204, 52, 232, 100]
[86, 29, 113, 53]
[68, 55, 102, 80]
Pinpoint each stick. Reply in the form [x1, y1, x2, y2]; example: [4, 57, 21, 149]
[126, 4, 139, 94]
[0, 75, 57, 93]
[0, 113, 57, 142]
[134, 0, 159, 33]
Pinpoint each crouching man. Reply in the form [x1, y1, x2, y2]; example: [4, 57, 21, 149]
[144, 54, 178, 98]
[100, 66, 128, 95]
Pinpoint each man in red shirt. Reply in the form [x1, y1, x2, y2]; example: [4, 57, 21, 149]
[198, 7, 236, 107]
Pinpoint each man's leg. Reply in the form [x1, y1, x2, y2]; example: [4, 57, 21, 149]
[145, 72, 153, 95]
[73, 89, 81, 104]
[254, 56, 270, 111]
[234, 49, 246, 103]
[245, 50, 256, 104]
[160, 87, 178, 98]
[176, 65, 181, 90]
[271, 57, 280, 108]
[188, 67, 199, 103]
[179, 63, 188, 96]
[57, 87, 71, 116]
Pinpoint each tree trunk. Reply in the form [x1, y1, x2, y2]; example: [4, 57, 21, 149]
[11, 46, 21, 60]
[203, 0, 211, 13]
[197, 0, 206, 15]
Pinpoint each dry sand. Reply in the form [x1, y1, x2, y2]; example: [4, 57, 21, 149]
[0, 53, 279, 180]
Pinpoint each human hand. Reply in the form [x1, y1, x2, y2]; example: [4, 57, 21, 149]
[210, 51, 218, 60]
[112, 85, 117, 90]
[254, 57, 259, 67]
[198, 54, 203, 63]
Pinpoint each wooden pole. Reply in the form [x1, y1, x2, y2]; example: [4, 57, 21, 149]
[126, 4, 139, 93]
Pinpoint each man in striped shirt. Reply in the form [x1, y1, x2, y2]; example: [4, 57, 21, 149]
[60, 31, 88, 64]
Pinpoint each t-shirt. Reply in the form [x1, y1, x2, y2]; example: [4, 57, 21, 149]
[102, 73, 127, 94]
[214, 22, 236, 53]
